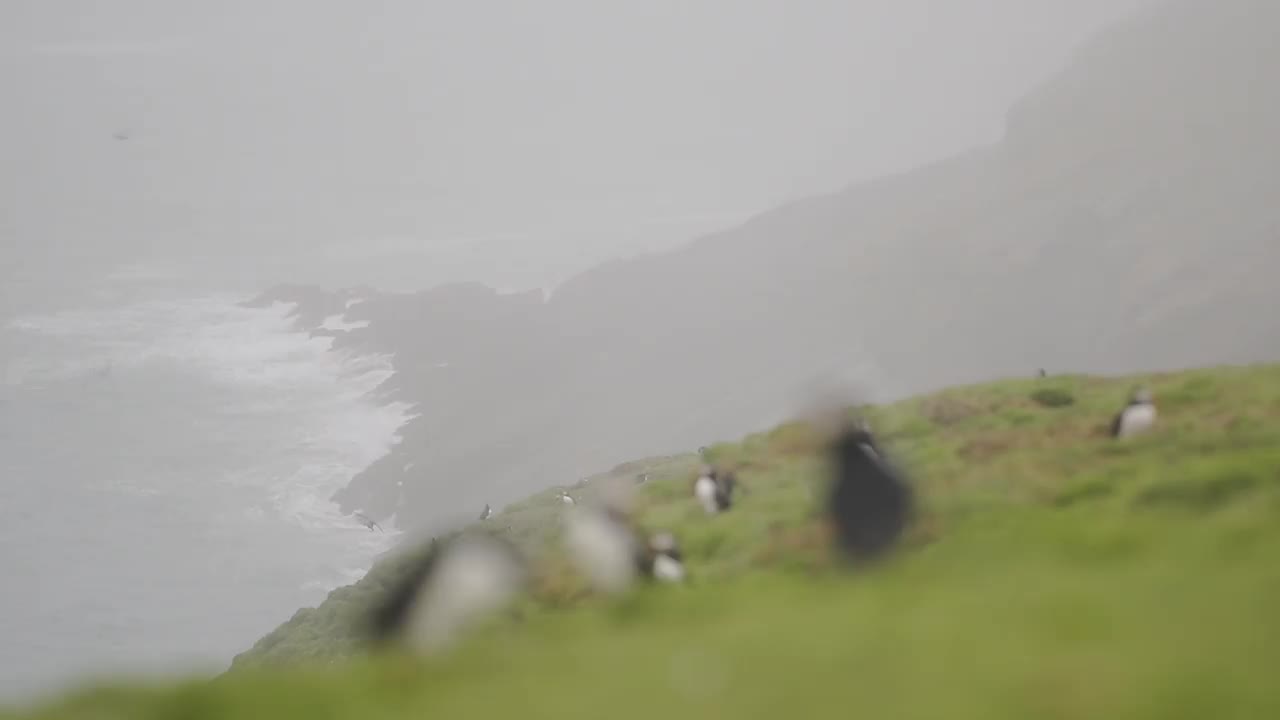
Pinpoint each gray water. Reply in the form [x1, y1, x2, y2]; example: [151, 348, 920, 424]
[0, 214, 751, 705]
[0, 289, 409, 703]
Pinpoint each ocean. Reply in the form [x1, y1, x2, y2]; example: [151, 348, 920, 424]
[0, 214, 749, 704]
[0, 286, 410, 703]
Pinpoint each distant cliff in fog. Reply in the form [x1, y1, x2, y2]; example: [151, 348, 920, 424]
[252, 0, 1280, 534]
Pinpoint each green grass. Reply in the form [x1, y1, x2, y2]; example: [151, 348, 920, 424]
[11, 364, 1280, 719]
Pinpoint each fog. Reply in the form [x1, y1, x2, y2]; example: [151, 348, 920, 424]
[3, 0, 1148, 293]
[20, 0, 1280, 708]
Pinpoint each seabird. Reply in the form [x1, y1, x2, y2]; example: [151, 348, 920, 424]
[354, 511, 383, 533]
[560, 491, 576, 505]
[564, 504, 642, 593]
[644, 531, 685, 583]
[1110, 386, 1157, 439]
[479, 504, 493, 521]
[563, 498, 686, 592]
[367, 534, 527, 654]
[826, 416, 913, 562]
[692, 464, 737, 514]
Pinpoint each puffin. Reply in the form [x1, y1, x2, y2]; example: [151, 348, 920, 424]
[643, 531, 686, 583]
[367, 534, 528, 654]
[1110, 386, 1157, 439]
[564, 502, 686, 593]
[826, 416, 913, 562]
[693, 464, 737, 514]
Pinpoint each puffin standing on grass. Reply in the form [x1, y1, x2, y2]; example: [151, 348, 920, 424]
[826, 416, 913, 562]
[1110, 386, 1157, 439]
[643, 532, 686, 583]
[693, 464, 738, 514]
[693, 466, 721, 514]
[367, 534, 528, 655]
[564, 490, 687, 592]
[564, 504, 640, 593]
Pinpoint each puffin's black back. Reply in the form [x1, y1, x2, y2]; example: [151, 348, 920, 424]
[715, 468, 736, 510]
[827, 426, 913, 561]
[1109, 410, 1124, 438]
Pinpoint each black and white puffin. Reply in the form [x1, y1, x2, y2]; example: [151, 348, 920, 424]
[693, 464, 738, 514]
[643, 531, 686, 583]
[1110, 386, 1157, 439]
[564, 500, 686, 592]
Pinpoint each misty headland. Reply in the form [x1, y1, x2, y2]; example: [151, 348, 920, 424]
[246, 0, 1280, 541]
[3, 0, 1279, 710]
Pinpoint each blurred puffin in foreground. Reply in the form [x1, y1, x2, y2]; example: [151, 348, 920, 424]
[368, 533, 528, 655]
[823, 413, 914, 562]
[564, 483, 686, 592]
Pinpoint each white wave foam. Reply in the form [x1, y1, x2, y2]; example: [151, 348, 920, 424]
[9, 296, 393, 390]
[299, 564, 369, 594]
[9, 293, 410, 592]
[299, 579, 332, 594]
[319, 313, 370, 332]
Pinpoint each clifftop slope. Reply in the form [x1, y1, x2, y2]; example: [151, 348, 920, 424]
[18, 362, 1280, 718]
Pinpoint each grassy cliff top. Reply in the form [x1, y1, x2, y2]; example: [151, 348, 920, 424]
[11, 363, 1280, 720]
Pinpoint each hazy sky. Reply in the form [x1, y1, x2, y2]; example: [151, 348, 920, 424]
[2, 0, 1151, 285]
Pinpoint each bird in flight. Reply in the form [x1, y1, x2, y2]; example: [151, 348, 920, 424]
[354, 511, 383, 533]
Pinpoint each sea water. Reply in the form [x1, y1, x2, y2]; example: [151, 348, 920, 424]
[0, 290, 409, 702]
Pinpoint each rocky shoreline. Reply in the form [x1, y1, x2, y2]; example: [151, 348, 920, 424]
[242, 282, 562, 534]
[240, 269, 857, 538]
